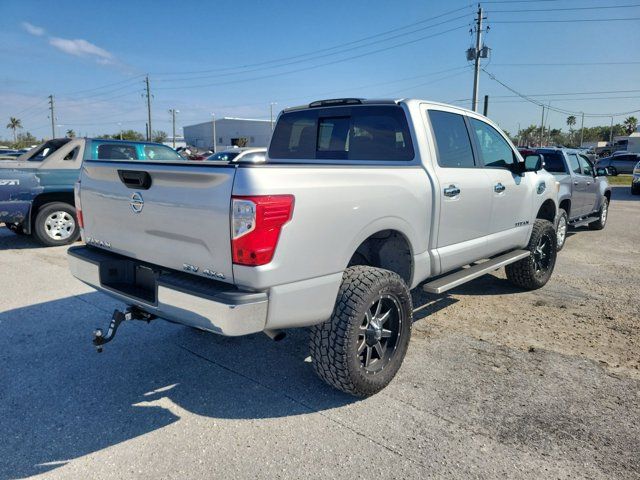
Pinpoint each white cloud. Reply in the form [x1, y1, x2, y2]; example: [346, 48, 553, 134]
[22, 22, 45, 36]
[48, 37, 115, 64]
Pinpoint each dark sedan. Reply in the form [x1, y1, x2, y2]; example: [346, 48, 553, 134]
[596, 153, 640, 175]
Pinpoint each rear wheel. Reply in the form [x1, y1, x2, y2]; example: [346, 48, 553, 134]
[33, 202, 80, 246]
[588, 197, 609, 230]
[309, 266, 412, 396]
[506, 219, 557, 290]
[555, 208, 568, 251]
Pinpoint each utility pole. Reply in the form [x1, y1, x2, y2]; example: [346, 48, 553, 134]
[169, 109, 178, 148]
[539, 104, 545, 147]
[48, 95, 56, 138]
[211, 113, 217, 153]
[145, 75, 152, 141]
[609, 116, 614, 144]
[470, 5, 487, 112]
[579, 112, 585, 147]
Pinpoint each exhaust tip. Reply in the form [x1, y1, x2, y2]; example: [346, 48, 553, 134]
[264, 329, 286, 341]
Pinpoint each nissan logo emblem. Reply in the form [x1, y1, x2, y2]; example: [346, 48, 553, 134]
[130, 192, 144, 214]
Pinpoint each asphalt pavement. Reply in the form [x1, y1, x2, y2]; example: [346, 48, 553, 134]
[1, 187, 638, 479]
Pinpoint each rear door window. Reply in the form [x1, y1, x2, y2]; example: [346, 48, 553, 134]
[91, 142, 183, 162]
[96, 143, 138, 160]
[428, 110, 475, 168]
[269, 105, 414, 161]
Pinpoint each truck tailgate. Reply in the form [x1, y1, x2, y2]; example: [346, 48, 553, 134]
[80, 161, 237, 283]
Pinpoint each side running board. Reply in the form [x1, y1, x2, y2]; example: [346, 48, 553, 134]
[423, 249, 530, 294]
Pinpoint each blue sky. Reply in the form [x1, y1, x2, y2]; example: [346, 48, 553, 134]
[1, 0, 639, 140]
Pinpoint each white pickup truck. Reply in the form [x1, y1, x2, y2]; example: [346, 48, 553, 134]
[68, 98, 559, 396]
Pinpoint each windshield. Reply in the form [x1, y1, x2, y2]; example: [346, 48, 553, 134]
[206, 151, 240, 162]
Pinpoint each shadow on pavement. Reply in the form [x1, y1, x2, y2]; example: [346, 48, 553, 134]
[0, 292, 357, 479]
[0, 226, 47, 250]
[610, 185, 639, 202]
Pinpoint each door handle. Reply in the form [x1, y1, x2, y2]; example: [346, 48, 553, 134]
[494, 182, 506, 193]
[586, 181, 591, 185]
[573, 181, 579, 185]
[443, 185, 460, 197]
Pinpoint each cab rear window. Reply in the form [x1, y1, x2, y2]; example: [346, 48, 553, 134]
[88, 141, 183, 162]
[269, 105, 414, 161]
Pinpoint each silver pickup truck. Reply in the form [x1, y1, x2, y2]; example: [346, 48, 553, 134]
[534, 148, 611, 251]
[68, 98, 559, 396]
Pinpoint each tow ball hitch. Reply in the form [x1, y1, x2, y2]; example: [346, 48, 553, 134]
[93, 307, 156, 352]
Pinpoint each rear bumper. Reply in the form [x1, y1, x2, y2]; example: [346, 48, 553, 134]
[67, 246, 267, 336]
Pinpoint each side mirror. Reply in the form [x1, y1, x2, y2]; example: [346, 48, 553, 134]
[595, 166, 612, 176]
[523, 153, 544, 172]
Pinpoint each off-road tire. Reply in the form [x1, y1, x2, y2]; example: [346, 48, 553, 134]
[555, 208, 568, 252]
[588, 196, 609, 230]
[505, 219, 557, 290]
[33, 202, 80, 247]
[309, 266, 412, 397]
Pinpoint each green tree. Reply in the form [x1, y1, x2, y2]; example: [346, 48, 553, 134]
[14, 131, 38, 149]
[624, 116, 638, 135]
[66, 129, 76, 138]
[6, 117, 22, 143]
[151, 130, 168, 143]
[119, 130, 144, 141]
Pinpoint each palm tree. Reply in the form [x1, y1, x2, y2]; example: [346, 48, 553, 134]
[66, 129, 76, 138]
[566, 116, 576, 145]
[624, 116, 638, 135]
[6, 117, 22, 143]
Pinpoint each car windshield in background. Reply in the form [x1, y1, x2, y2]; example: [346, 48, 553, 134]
[269, 105, 414, 161]
[206, 151, 241, 162]
[24, 139, 71, 162]
[89, 141, 183, 162]
[539, 151, 567, 173]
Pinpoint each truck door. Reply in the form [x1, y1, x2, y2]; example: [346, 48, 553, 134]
[567, 153, 588, 216]
[578, 154, 598, 215]
[467, 117, 533, 255]
[425, 108, 494, 273]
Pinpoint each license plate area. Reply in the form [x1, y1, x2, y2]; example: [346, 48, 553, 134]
[99, 259, 158, 304]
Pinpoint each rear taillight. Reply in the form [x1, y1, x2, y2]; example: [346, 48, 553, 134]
[231, 195, 294, 266]
[74, 180, 84, 230]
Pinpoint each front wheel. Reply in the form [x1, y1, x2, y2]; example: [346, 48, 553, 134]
[33, 202, 80, 246]
[309, 266, 413, 397]
[588, 196, 609, 230]
[505, 219, 557, 290]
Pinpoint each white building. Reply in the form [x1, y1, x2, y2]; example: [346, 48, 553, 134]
[183, 117, 272, 151]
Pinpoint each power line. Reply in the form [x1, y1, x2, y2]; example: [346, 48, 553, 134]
[58, 75, 145, 97]
[489, 3, 640, 13]
[156, 14, 471, 85]
[152, 4, 474, 77]
[155, 24, 468, 91]
[490, 61, 640, 66]
[482, 68, 640, 117]
[492, 17, 640, 23]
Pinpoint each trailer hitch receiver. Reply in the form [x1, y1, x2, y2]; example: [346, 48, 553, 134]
[93, 307, 156, 352]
